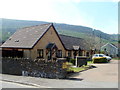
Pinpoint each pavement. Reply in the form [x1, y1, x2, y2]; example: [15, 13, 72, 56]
[0, 60, 119, 88]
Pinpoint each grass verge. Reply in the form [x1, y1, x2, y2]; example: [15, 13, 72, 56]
[112, 58, 120, 60]
[87, 61, 93, 64]
[67, 65, 95, 73]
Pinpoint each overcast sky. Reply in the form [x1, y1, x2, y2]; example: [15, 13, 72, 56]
[0, 0, 118, 34]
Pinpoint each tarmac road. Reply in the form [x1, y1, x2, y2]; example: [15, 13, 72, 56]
[1, 81, 37, 88]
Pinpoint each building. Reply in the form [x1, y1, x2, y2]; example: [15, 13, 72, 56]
[1, 23, 90, 60]
[101, 43, 118, 57]
[59, 34, 90, 58]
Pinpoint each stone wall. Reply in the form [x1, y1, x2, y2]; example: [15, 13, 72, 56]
[2, 58, 67, 79]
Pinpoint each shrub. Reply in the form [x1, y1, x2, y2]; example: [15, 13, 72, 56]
[93, 57, 108, 63]
[70, 59, 76, 65]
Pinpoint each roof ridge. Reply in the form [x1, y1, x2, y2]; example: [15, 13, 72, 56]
[21, 23, 52, 29]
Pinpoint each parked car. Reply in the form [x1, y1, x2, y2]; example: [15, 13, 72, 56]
[92, 54, 112, 61]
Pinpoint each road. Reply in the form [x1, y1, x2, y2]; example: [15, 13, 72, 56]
[1, 81, 37, 88]
[72, 60, 118, 82]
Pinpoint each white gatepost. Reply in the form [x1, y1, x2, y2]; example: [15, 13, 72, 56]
[76, 56, 78, 67]
[73, 45, 79, 67]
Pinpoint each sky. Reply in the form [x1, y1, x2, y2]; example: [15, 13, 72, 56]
[0, 0, 119, 34]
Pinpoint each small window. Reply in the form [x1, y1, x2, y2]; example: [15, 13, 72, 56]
[37, 49, 44, 58]
[68, 51, 71, 57]
[56, 50, 62, 58]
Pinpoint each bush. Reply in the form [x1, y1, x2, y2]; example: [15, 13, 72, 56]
[93, 57, 108, 63]
[70, 59, 76, 65]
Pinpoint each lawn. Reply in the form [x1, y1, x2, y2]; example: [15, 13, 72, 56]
[87, 61, 93, 64]
[66, 60, 95, 73]
[67, 65, 94, 73]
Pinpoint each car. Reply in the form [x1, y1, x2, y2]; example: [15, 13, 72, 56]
[92, 54, 112, 61]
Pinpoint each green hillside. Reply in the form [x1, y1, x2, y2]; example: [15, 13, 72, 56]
[0, 18, 118, 47]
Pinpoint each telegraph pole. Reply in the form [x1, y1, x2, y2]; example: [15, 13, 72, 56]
[92, 29, 95, 54]
[99, 33, 101, 54]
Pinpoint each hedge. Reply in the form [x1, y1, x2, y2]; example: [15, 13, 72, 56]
[93, 57, 108, 63]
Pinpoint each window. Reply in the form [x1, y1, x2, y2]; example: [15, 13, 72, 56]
[86, 52, 89, 57]
[37, 49, 44, 58]
[79, 49, 82, 56]
[68, 51, 71, 57]
[56, 50, 62, 58]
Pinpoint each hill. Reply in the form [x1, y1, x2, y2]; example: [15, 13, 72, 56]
[0, 18, 118, 49]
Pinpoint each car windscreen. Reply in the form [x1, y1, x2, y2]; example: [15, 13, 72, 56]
[94, 55, 98, 57]
[99, 55, 103, 57]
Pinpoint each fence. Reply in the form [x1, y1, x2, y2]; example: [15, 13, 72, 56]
[2, 57, 67, 79]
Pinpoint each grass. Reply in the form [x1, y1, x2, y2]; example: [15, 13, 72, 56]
[87, 61, 93, 64]
[112, 57, 120, 60]
[67, 65, 93, 73]
[67, 67, 85, 72]
[66, 60, 94, 73]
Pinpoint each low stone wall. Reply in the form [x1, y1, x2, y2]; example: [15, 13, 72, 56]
[2, 58, 67, 79]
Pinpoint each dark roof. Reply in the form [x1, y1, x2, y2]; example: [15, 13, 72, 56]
[59, 34, 90, 50]
[46, 43, 57, 50]
[1, 23, 53, 48]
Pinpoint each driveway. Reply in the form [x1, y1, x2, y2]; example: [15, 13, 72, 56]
[71, 60, 118, 82]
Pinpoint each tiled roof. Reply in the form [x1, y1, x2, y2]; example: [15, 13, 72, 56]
[1, 23, 90, 51]
[1, 23, 52, 48]
[59, 34, 90, 50]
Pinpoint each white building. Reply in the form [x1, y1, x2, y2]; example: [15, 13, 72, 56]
[101, 43, 118, 57]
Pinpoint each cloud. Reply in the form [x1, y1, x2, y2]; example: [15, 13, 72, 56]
[53, 0, 81, 3]
[74, 0, 119, 2]
[56, 0, 119, 3]
[0, 0, 58, 21]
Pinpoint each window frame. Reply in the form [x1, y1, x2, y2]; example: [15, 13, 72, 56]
[68, 50, 71, 57]
[56, 50, 62, 58]
[37, 49, 44, 58]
